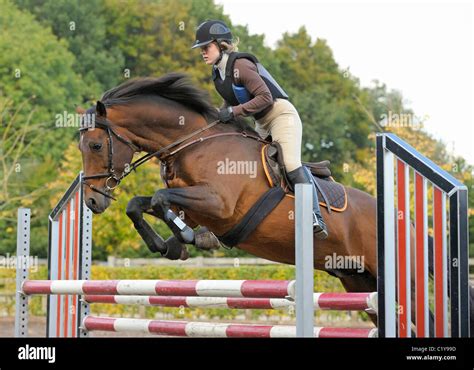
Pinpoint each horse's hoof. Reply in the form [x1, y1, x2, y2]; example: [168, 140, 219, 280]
[162, 236, 188, 260]
[194, 227, 221, 250]
[179, 247, 189, 261]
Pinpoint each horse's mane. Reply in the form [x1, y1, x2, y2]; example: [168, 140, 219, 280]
[100, 72, 256, 133]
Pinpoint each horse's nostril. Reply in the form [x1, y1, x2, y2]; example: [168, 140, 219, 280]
[87, 197, 97, 207]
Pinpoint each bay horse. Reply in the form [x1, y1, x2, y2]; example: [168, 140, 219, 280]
[78, 72, 472, 334]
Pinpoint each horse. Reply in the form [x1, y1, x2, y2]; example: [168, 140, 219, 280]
[78, 72, 472, 334]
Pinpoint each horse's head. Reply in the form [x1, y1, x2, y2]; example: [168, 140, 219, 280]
[78, 101, 137, 213]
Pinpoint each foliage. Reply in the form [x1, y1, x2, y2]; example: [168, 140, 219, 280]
[14, 0, 124, 98]
[0, 0, 84, 254]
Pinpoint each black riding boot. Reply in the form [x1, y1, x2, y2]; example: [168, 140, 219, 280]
[287, 166, 328, 240]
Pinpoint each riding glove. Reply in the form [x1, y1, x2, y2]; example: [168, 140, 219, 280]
[218, 106, 234, 123]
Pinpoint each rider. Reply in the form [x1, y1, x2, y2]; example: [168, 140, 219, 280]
[191, 20, 328, 239]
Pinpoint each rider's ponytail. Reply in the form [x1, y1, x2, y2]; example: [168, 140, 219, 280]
[220, 37, 240, 53]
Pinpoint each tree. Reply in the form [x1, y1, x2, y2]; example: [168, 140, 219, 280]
[0, 0, 84, 254]
[14, 0, 125, 98]
[0, 0, 85, 157]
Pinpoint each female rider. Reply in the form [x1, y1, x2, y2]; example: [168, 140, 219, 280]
[191, 20, 328, 239]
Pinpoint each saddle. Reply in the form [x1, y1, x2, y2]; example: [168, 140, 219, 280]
[262, 142, 347, 212]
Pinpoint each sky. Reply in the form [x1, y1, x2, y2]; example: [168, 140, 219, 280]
[215, 0, 474, 165]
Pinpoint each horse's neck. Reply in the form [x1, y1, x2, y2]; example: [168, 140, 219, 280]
[111, 102, 238, 155]
[116, 109, 208, 153]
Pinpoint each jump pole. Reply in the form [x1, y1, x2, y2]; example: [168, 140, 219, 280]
[295, 183, 315, 337]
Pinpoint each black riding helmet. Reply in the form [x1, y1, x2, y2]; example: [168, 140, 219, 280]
[191, 20, 233, 49]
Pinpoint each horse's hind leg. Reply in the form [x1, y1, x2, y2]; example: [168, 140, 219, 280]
[339, 271, 435, 336]
[336, 272, 378, 327]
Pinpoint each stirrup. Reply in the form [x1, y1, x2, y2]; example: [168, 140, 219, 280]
[312, 212, 328, 240]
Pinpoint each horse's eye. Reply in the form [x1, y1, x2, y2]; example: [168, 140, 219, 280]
[89, 143, 103, 151]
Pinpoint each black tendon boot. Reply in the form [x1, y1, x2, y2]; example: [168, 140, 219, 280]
[287, 166, 328, 240]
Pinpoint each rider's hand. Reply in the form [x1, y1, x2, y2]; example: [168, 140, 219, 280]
[218, 106, 234, 123]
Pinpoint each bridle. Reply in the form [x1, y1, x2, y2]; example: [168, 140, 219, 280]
[80, 116, 269, 201]
[79, 117, 217, 200]
[79, 119, 141, 200]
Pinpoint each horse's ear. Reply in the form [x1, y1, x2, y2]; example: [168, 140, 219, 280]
[96, 101, 107, 117]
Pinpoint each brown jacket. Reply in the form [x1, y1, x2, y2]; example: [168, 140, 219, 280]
[227, 58, 274, 118]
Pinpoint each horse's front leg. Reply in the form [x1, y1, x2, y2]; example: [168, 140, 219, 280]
[151, 186, 233, 251]
[126, 196, 190, 260]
